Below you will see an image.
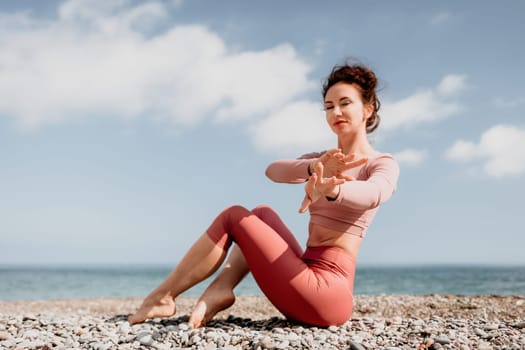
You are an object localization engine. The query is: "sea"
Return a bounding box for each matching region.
[0,265,524,301]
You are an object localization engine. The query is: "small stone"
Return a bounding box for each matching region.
[78,334,91,344]
[435,335,451,345]
[259,336,276,349]
[349,340,366,350]
[474,328,488,337]
[22,329,40,339]
[421,327,434,335]
[190,334,202,344]
[178,323,190,331]
[0,340,15,349]
[272,327,285,334]
[412,319,425,327]
[285,333,300,342]
[22,314,37,321]
[95,342,112,350]
[17,340,32,349]
[0,331,11,341]
[152,341,172,350]
[484,323,499,331]
[203,342,217,350]
[392,316,402,324]
[118,322,131,335]
[478,342,493,350]
[514,322,525,329]
[275,340,290,349]
[136,332,154,346]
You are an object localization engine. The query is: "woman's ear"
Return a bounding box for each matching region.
[363,103,374,121]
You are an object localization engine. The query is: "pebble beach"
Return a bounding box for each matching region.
[1,294,524,349]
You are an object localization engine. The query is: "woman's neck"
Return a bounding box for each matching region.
[337,132,374,156]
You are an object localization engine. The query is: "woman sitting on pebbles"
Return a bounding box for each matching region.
[129,61,400,328]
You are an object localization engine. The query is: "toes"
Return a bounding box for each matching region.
[128,314,142,325]
[189,301,207,328]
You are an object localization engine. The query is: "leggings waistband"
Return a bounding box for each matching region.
[303,245,356,276]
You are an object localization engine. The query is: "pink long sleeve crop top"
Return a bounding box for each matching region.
[265,151,400,237]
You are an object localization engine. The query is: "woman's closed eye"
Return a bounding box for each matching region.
[323,100,352,111]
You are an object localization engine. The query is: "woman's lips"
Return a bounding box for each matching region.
[333,120,347,126]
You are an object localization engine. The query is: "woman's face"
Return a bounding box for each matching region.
[324,82,372,136]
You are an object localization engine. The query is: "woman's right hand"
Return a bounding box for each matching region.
[299,162,345,213]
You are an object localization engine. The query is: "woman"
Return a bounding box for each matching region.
[128,62,399,327]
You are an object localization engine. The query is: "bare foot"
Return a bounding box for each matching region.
[188,286,235,328]
[128,294,176,324]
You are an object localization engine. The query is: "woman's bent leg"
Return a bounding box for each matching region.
[190,205,304,327]
[204,206,317,319]
[128,234,228,324]
[188,245,248,327]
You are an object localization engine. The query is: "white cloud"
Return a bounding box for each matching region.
[251,100,333,154]
[437,74,467,96]
[445,124,525,177]
[445,140,480,160]
[393,149,428,166]
[0,0,313,129]
[214,46,314,122]
[381,74,467,130]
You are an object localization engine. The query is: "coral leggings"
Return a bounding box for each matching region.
[206,205,356,326]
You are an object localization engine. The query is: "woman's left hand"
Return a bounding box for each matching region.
[299,162,349,213]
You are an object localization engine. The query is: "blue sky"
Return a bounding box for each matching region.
[1,0,524,266]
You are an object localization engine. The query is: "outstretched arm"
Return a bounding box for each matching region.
[266,149,367,184]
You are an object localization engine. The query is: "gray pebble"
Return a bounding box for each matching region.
[136,332,154,346]
[178,323,190,331]
[478,341,493,350]
[152,341,172,350]
[259,335,276,348]
[22,329,40,339]
[190,334,201,344]
[474,328,488,337]
[435,335,451,344]
[349,340,366,350]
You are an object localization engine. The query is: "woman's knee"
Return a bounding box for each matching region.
[207,205,251,248]
[225,204,249,213]
[222,205,276,219]
[251,205,277,219]
[220,205,253,226]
